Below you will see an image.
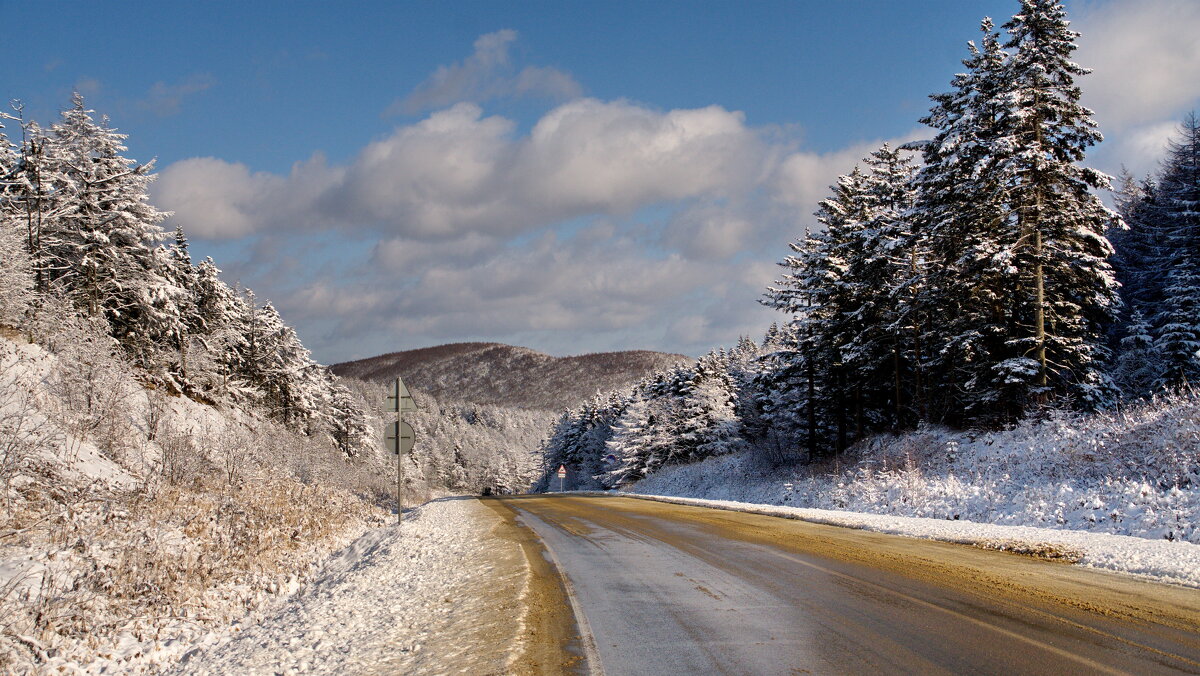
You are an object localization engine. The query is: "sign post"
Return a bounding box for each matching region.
[557,464,566,493]
[386,377,418,523]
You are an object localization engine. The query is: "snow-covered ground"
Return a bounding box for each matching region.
[163,498,525,676]
[624,402,1200,588]
[609,492,1200,588]
[0,334,396,674]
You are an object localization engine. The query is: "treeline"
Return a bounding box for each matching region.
[539,0,1200,488]
[536,337,768,491]
[1109,114,1200,397]
[341,377,555,498]
[0,94,371,457]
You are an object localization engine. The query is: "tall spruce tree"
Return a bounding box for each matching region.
[995,0,1119,411]
[913,3,1117,423]
[1150,113,1200,389]
[912,17,1027,424]
[49,93,184,368]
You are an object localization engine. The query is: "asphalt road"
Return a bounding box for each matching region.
[490,495,1200,676]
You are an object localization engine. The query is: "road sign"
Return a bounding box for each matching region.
[557,464,567,478]
[387,420,416,454]
[386,377,417,413]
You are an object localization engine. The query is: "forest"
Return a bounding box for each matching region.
[0,93,374,458]
[538,0,1200,490]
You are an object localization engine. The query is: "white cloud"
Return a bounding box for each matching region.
[391,29,582,115]
[158,99,767,241]
[1075,0,1200,131]
[157,97,920,359]
[1091,119,1180,179]
[277,224,776,359]
[156,154,341,238]
[662,201,755,260]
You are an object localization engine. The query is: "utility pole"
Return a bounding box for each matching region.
[386,377,417,524]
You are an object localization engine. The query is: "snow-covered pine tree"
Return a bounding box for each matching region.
[48,93,185,369]
[841,144,919,432]
[191,258,251,399]
[763,169,880,452]
[1113,309,1160,398]
[993,0,1119,411]
[8,110,70,296]
[1149,113,1200,390]
[324,373,372,458]
[164,224,200,385]
[913,4,1118,424]
[912,17,1024,424]
[602,393,656,487]
[761,239,822,458]
[1109,172,1166,397]
[671,350,742,461]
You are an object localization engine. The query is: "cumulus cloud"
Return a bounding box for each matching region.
[278,224,777,359]
[391,29,582,115]
[156,154,341,238]
[156,97,925,359]
[1075,0,1200,131]
[137,73,216,117]
[158,99,767,241]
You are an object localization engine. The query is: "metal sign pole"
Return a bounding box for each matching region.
[400,405,410,525]
[386,376,418,525]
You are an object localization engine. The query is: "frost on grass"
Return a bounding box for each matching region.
[167,499,526,676]
[0,336,390,674]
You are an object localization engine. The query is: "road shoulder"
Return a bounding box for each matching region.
[483,497,592,675]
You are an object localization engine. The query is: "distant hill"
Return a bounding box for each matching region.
[331,342,692,411]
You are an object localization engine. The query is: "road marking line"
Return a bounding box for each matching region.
[514,509,606,676]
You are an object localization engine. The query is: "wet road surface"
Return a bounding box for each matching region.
[489,495,1200,675]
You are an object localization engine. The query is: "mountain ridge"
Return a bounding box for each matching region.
[331,342,692,411]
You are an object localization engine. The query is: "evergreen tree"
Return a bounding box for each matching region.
[1113,309,1159,397]
[842,144,919,431]
[913,17,1026,423]
[0,117,34,325]
[995,0,1119,410]
[1149,114,1200,389]
[9,111,70,295]
[48,93,184,368]
[1109,172,1166,397]
[914,4,1118,423]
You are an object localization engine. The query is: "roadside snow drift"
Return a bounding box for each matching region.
[166,498,526,676]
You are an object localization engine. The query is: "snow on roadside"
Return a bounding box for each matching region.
[165,497,527,676]
[608,491,1200,589]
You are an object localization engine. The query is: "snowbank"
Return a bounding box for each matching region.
[0,334,394,674]
[164,498,526,676]
[620,402,1200,588]
[602,491,1200,588]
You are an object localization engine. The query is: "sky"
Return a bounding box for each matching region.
[4,0,1200,363]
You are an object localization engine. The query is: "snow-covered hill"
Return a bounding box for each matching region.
[0,333,390,673]
[332,342,691,411]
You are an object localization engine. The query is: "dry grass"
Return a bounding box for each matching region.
[0,472,386,671]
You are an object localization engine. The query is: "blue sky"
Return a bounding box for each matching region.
[4,0,1199,362]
